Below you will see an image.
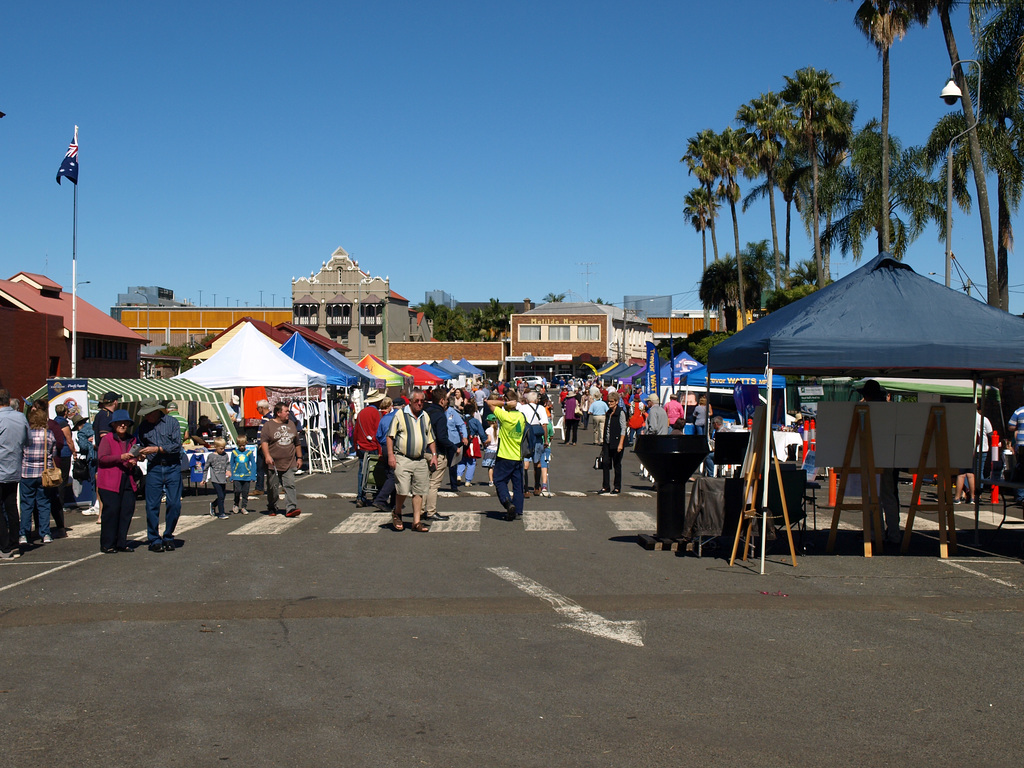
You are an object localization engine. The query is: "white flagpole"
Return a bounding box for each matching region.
[70,125,79,378]
[761,355,773,575]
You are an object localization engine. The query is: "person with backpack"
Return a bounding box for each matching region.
[626,393,646,447]
[517,390,550,497]
[485,391,527,521]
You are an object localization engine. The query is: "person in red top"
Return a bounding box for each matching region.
[354,390,385,507]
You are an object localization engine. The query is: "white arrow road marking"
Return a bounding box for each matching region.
[487,566,644,647]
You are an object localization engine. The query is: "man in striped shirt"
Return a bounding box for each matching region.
[387,389,438,532]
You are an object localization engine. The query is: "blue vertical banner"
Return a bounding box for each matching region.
[646,342,659,397]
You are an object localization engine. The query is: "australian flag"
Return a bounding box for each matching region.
[56,126,78,185]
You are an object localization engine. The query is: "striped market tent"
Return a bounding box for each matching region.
[30,377,239,443]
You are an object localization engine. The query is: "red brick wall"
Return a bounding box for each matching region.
[0,308,68,400]
[389,341,505,361]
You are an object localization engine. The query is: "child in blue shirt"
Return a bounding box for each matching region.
[229,435,256,514]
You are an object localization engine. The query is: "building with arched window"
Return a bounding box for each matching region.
[291,247,429,361]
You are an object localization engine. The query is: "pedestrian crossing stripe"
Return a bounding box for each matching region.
[561,491,586,497]
[608,510,656,531]
[523,510,575,531]
[330,513,388,534]
[130,514,215,543]
[425,511,481,532]
[464,491,489,497]
[228,514,310,535]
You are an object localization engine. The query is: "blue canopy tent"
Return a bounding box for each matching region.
[280,333,362,387]
[420,363,455,380]
[597,362,629,380]
[708,253,1024,377]
[684,365,786,390]
[456,357,485,375]
[434,359,465,376]
[324,349,385,389]
[615,364,643,382]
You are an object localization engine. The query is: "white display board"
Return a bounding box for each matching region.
[815,402,977,469]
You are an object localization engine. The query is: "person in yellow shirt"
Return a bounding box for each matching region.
[485,392,527,522]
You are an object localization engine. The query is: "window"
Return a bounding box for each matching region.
[519,325,541,341]
[83,339,128,360]
[367,334,376,346]
[577,325,600,341]
[547,326,570,341]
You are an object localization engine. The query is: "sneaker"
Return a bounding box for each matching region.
[239,508,249,515]
[488,482,494,487]
[81,506,99,516]
[0,549,14,560]
[231,506,238,514]
[540,489,554,497]
[209,502,217,516]
[284,508,302,518]
[42,535,53,544]
[216,513,229,520]
[18,535,28,546]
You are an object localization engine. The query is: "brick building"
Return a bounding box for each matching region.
[0,272,146,398]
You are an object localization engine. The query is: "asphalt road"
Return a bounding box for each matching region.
[2,441,1023,767]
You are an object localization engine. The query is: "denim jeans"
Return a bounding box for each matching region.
[19,477,51,539]
[145,463,183,545]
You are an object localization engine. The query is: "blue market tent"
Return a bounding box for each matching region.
[597,362,629,379]
[434,359,465,376]
[324,349,384,388]
[280,333,362,387]
[457,357,485,375]
[615,364,643,382]
[420,363,455,380]
[683,365,786,389]
[708,253,1024,378]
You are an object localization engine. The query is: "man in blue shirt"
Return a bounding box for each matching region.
[1008,400,1024,503]
[445,389,469,491]
[137,397,184,552]
[371,397,397,512]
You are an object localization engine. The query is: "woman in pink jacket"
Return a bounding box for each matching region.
[96,409,140,553]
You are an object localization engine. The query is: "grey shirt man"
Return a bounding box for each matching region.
[0,405,29,483]
[644,403,670,436]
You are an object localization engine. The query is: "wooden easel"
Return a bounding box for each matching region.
[901,405,958,558]
[729,413,798,567]
[826,404,885,557]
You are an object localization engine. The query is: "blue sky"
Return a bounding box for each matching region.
[1,1,1014,316]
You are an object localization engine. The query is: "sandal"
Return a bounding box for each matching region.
[391,512,404,531]
[411,522,430,532]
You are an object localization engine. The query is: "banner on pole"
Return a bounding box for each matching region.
[645,342,659,396]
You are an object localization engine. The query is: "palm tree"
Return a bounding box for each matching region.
[810,98,857,275]
[923,0,999,306]
[698,245,769,331]
[824,121,945,260]
[698,260,737,331]
[543,292,567,303]
[484,298,512,339]
[853,1,929,253]
[744,146,808,281]
[973,0,1024,307]
[682,129,722,262]
[781,67,848,289]
[790,258,820,287]
[737,92,794,290]
[713,127,752,327]
[684,187,719,330]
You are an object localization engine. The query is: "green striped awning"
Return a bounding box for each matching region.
[29,377,238,442]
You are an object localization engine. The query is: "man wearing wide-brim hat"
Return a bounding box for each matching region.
[354,390,386,507]
[136,396,184,553]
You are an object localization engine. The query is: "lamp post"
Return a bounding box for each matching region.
[72,280,90,378]
[940,59,981,289]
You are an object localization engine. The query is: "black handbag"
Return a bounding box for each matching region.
[72,456,89,481]
[593,454,604,470]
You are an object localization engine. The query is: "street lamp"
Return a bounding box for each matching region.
[941,59,981,289]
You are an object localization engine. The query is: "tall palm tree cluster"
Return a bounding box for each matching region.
[415,298,513,342]
[683,1,1024,326]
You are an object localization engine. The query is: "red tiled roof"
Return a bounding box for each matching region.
[0,273,146,342]
[390,289,409,303]
[275,322,350,353]
[205,316,292,346]
[326,292,352,304]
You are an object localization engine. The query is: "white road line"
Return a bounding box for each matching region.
[487,566,644,647]
[625,491,652,498]
[427,511,482,532]
[940,560,1019,589]
[607,510,656,531]
[330,513,387,534]
[561,491,587,497]
[464,490,489,497]
[61,523,103,539]
[438,491,459,498]
[228,513,310,535]
[0,552,103,594]
[335,492,357,499]
[523,510,576,531]
[301,492,328,499]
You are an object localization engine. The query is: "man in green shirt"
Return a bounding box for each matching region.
[485,392,527,521]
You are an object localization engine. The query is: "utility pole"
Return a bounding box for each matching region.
[578,262,596,302]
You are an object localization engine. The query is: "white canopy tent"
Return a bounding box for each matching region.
[175,322,327,389]
[175,322,331,472]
